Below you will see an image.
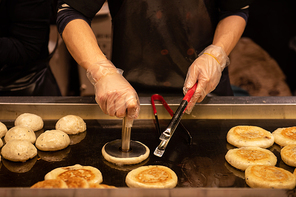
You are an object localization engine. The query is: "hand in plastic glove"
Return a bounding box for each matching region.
[87,60,140,127]
[183,45,229,114]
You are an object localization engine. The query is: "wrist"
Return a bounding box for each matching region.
[200,45,230,70]
[86,60,119,85]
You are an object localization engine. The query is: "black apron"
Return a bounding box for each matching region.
[111,0,233,96]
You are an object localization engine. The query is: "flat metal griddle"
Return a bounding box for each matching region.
[0,118,294,188]
[0,96,296,197]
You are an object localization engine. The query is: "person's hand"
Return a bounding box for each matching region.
[87,60,139,127]
[183,45,229,113]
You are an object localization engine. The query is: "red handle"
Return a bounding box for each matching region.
[151,94,174,117]
[183,83,197,102]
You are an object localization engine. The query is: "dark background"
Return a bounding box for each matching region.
[243,0,296,95]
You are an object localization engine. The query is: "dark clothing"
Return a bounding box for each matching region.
[0,0,61,96]
[57,0,251,95]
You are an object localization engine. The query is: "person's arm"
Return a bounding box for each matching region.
[57,3,139,126]
[183,15,247,113]
[213,15,246,55]
[62,19,107,69]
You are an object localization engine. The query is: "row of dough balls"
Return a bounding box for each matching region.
[225,125,296,189]
[0,113,86,162]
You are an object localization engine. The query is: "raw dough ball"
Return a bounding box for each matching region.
[55,115,86,135]
[4,126,36,144]
[0,122,7,138]
[1,140,37,162]
[15,113,44,131]
[35,130,70,151]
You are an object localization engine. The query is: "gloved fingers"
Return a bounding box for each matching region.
[125,98,140,127]
[113,92,140,119]
[183,64,199,93]
[185,80,207,114]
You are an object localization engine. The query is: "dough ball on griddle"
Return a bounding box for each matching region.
[35,130,70,151]
[4,126,36,144]
[15,113,44,131]
[1,139,37,162]
[101,140,150,165]
[0,122,7,138]
[55,115,86,135]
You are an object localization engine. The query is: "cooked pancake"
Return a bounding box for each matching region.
[227,126,274,148]
[125,165,178,188]
[225,146,277,171]
[89,183,116,188]
[55,115,86,135]
[15,113,44,131]
[101,141,150,165]
[1,139,37,162]
[4,126,36,144]
[273,127,296,147]
[245,165,296,189]
[45,164,103,185]
[281,144,296,167]
[31,179,68,188]
[0,122,7,138]
[61,176,89,188]
[35,130,70,151]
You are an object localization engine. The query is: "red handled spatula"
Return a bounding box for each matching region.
[154,83,197,157]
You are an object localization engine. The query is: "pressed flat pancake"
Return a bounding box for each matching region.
[102,141,150,165]
[45,164,103,185]
[273,127,296,147]
[89,183,116,188]
[227,126,274,148]
[31,179,68,188]
[281,144,296,167]
[125,165,178,188]
[245,165,296,189]
[225,146,277,171]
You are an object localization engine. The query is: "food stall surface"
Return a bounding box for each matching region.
[0,96,296,197]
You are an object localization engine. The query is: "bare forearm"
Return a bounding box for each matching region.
[62,19,107,70]
[212,15,246,55]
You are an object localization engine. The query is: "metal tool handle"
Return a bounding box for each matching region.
[121,116,131,152]
[161,83,197,138]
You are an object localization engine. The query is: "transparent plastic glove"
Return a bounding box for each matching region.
[183,45,229,114]
[87,60,140,127]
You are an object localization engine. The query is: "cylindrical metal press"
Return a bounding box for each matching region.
[103,117,147,160]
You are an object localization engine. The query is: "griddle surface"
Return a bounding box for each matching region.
[0,119,294,188]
